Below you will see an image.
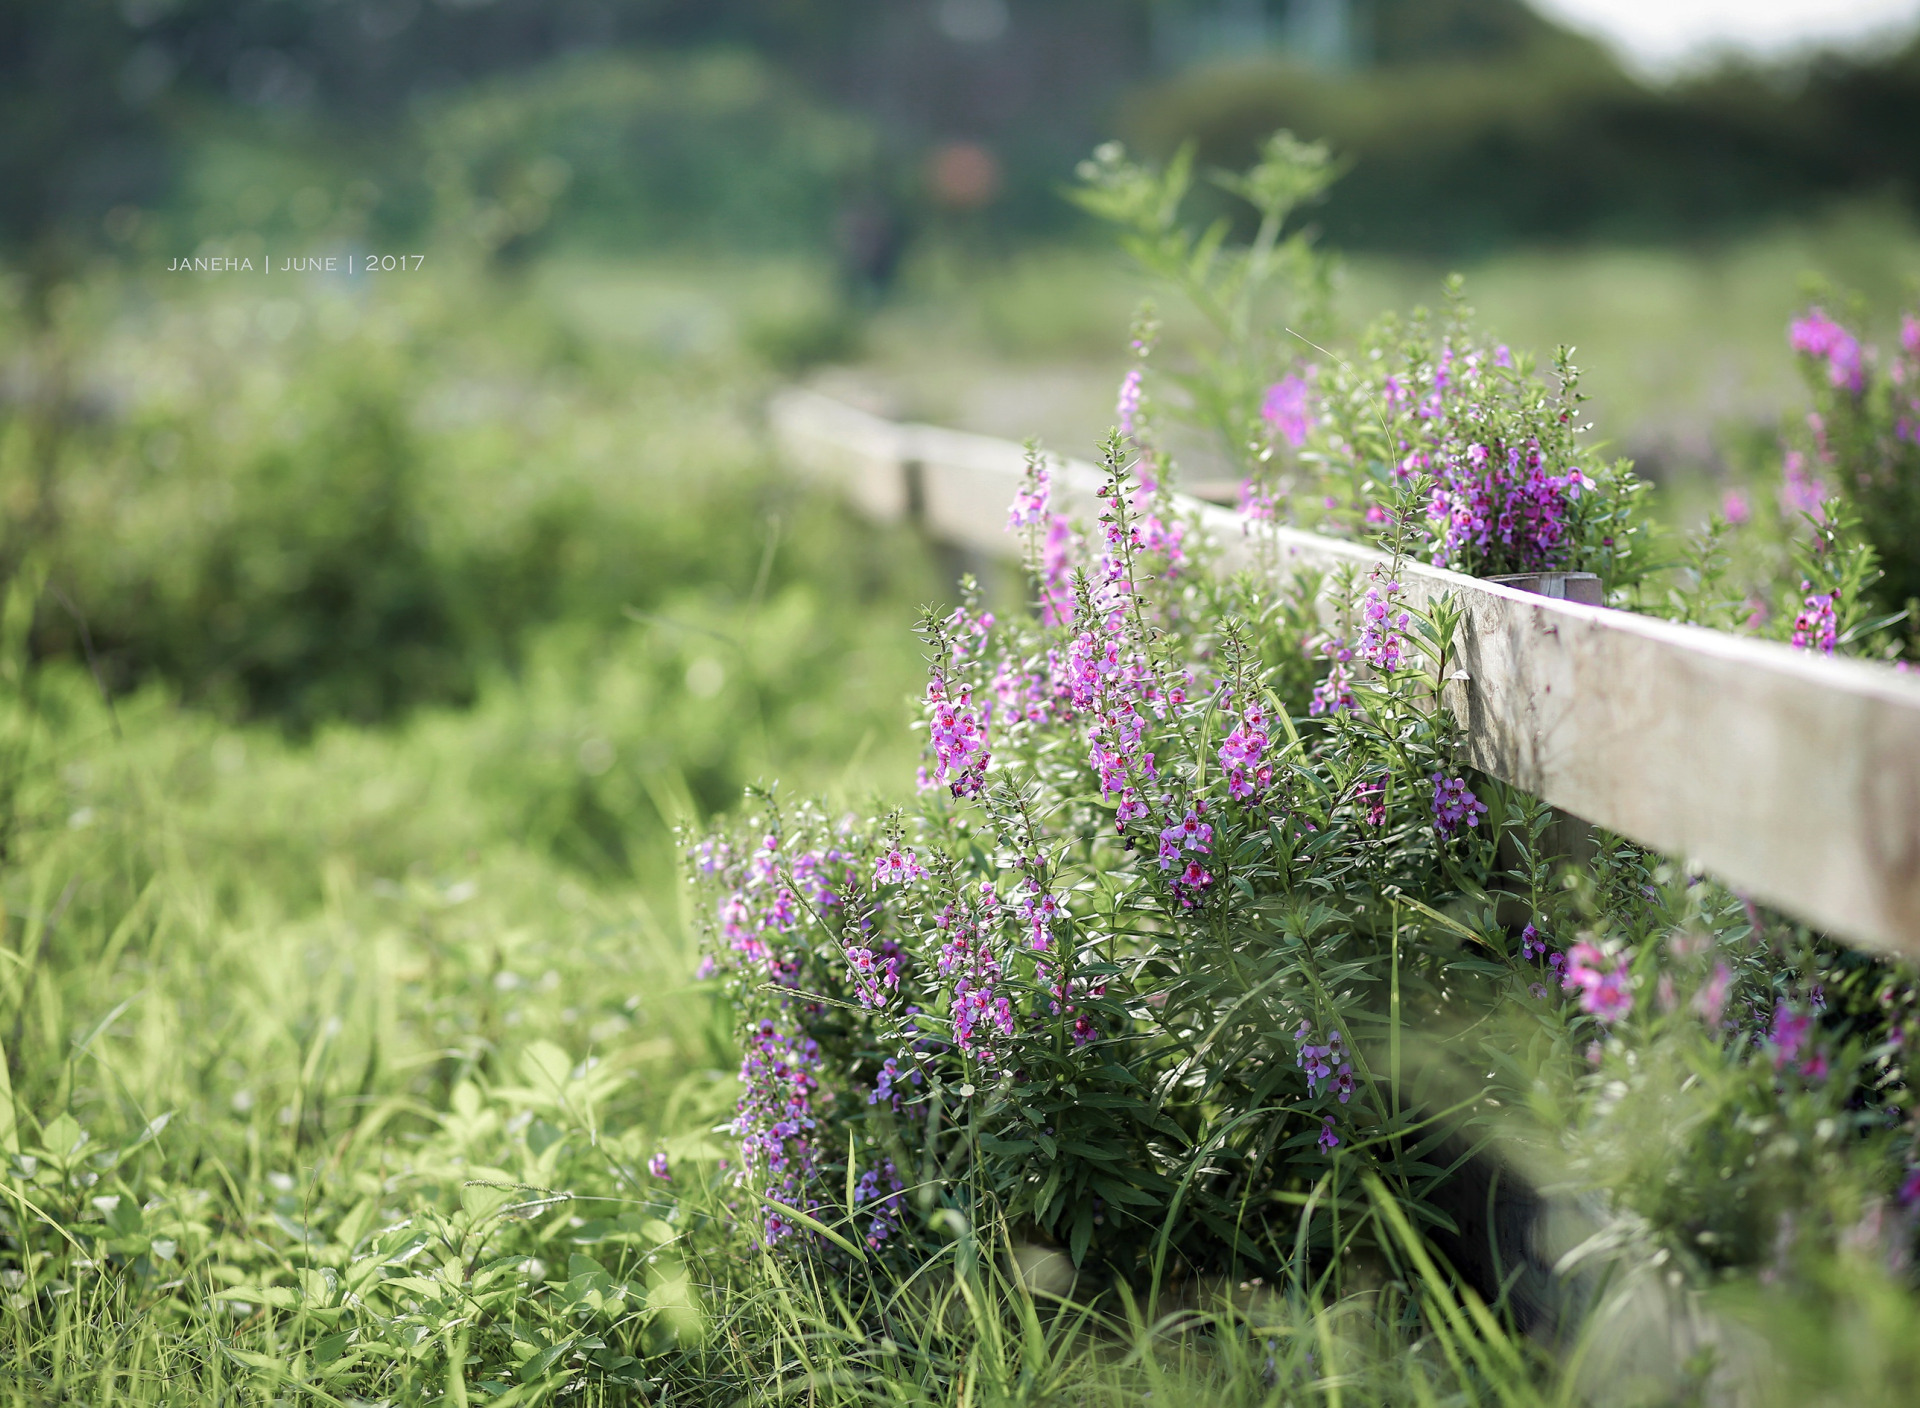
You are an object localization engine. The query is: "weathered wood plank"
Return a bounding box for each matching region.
[769,389,1920,956]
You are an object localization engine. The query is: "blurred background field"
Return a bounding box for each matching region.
[4,0,1920,1398]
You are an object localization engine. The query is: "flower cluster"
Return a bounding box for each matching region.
[1356,579,1410,672]
[1791,581,1838,655]
[925,675,992,797]
[875,847,927,887]
[1429,773,1487,838]
[854,1160,907,1250]
[1518,923,1568,999]
[844,936,904,1010]
[1262,371,1314,448]
[1563,941,1634,1024]
[1156,803,1214,906]
[1009,451,1075,625]
[1427,439,1592,575]
[732,1019,825,1244]
[1238,477,1279,524]
[1770,1002,1830,1081]
[1308,637,1356,717]
[1790,307,1865,395]
[710,834,854,985]
[1008,457,1051,531]
[1295,1021,1356,1105]
[1117,367,1143,437]
[869,1055,921,1110]
[936,893,1016,1063]
[1353,774,1386,826]
[1218,698,1274,800]
[1310,329,1638,583]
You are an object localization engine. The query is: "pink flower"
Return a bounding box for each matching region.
[1117,368,1143,436]
[875,849,927,886]
[1780,451,1826,523]
[1261,372,1315,448]
[1721,489,1750,525]
[1791,580,1838,655]
[1694,962,1732,1026]
[1790,307,1865,394]
[1771,1003,1813,1069]
[1564,940,1634,1023]
[1583,966,1634,1023]
[1007,459,1050,531]
[1429,773,1487,837]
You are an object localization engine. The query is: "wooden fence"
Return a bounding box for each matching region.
[769,389,1920,959]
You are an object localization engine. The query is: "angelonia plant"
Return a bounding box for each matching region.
[688,431,1538,1280]
[1666,300,1917,665]
[1776,303,1918,657]
[685,458,1920,1302]
[678,136,1920,1330]
[1300,292,1652,596]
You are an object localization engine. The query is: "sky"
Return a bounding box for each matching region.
[1531,0,1920,74]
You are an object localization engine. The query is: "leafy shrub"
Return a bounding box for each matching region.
[10,270,929,734]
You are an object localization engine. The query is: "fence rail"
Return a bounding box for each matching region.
[769,389,1920,958]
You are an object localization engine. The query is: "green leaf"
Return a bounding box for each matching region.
[1068,1202,1094,1268]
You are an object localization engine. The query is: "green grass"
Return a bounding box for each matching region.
[0,254,954,1402]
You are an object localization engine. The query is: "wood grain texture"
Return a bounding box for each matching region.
[769,390,1920,955]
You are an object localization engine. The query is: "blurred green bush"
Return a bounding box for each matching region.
[1123,40,1920,256]
[3,266,935,750]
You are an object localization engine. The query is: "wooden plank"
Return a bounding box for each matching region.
[769,390,1920,956]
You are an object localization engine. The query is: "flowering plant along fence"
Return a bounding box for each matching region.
[769,387,1920,959]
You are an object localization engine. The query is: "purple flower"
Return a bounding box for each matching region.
[1694,962,1733,1026]
[731,1019,824,1194]
[854,1159,906,1249]
[1583,966,1634,1023]
[1219,700,1274,799]
[1239,478,1279,523]
[1172,859,1213,907]
[1353,774,1385,826]
[1007,458,1050,531]
[1790,581,1838,655]
[924,677,992,798]
[1261,372,1315,448]
[1780,451,1827,523]
[1422,428,1592,575]
[1429,773,1487,837]
[1565,941,1634,1023]
[1789,307,1866,395]
[1316,1116,1340,1153]
[1356,580,1409,673]
[875,848,927,887]
[1771,1003,1814,1069]
[1157,807,1214,870]
[1295,1023,1352,1101]
[648,1151,670,1181]
[1117,368,1143,436]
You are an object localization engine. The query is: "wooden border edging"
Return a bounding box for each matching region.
[770,389,1920,957]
